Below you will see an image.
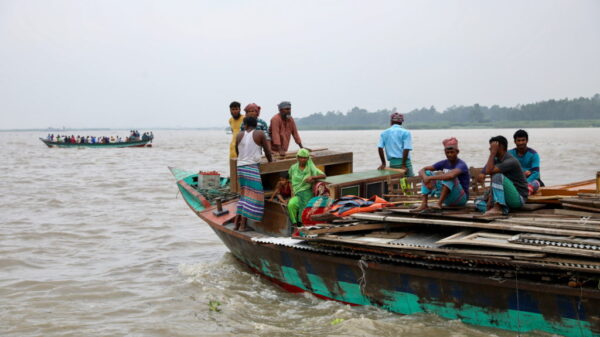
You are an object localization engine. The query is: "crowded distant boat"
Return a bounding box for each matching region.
[40,130,154,148]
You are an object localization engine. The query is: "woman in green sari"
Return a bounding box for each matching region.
[287,149,326,226]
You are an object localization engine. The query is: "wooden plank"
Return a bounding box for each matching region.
[553,208,600,218]
[562,203,600,213]
[311,234,547,258]
[436,231,600,258]
[495,218,600,232]
[351,213,600,238]
[561,198,600,207]
[299,222,411,235]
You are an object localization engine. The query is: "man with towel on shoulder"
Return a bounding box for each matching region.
[414,137,470,211]
[377,112,414,176]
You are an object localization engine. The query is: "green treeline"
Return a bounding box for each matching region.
[296,94,600,130]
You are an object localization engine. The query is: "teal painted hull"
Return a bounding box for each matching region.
[170,167,600,337]
[216,229,600,337]
[40,138,151,148]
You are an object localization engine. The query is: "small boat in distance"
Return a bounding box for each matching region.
[40,138,152,148]
[40,131,153,148]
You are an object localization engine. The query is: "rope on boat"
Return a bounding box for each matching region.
[357,258,368,295]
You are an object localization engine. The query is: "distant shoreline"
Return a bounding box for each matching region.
[298,119,600,130]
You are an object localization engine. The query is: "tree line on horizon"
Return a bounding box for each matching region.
[295,94,600,129]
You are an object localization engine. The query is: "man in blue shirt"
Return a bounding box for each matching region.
[508,129,542,194]
[414,137,469,211]
[377,113,414,176]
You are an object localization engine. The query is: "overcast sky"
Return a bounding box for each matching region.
[1,0,599,129]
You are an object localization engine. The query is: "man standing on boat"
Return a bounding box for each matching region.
[228,101,243,159]
[269,101,305,157]
[234,116,273,231]
[377,112,414,176]
[414,137,469,211]
[241,103,270,142]
[476,136,529,216]
[508,129,542,195]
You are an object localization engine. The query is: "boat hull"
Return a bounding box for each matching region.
[206,215,599,336]
[40,138,151,148]
[171,168,600,336]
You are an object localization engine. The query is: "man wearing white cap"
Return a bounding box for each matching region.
[377,112,414,176]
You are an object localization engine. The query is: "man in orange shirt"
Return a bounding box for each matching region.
[269,101,306,156]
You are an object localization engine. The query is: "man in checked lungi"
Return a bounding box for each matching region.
[476,135,529,216]
[414,137,470,212]
[234,114,273,231]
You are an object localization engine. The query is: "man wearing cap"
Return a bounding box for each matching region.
[377,113,414,176]
[241,103,270,142]
[269,101,305,156]
[414,138,470,211]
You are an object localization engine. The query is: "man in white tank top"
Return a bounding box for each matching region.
[234,116,273,231]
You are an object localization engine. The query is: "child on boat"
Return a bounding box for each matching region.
[269,172,292,204]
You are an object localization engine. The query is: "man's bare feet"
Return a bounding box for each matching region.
[483,204,503,216]
[412,204,429,212]
[431,203,443,210]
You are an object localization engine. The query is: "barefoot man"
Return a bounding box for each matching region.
[415,137,469,211]
[234,115,273,231]
[476,136,528,216]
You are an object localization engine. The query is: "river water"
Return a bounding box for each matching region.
[1,128,599,337]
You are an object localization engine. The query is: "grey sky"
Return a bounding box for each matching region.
[1,0,599,129]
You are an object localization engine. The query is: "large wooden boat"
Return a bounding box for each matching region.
[170,151,600,337]
[40,138,152,148]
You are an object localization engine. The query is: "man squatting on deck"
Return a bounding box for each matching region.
[415,137,470,211]
[476,136,529,216]
[234,116,273,231]
[377,112,414,176]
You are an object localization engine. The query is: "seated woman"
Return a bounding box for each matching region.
[269,172,291,204]
[287,149,326,227]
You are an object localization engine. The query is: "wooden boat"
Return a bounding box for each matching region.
[170,151,600,337]
[40,138,152,148]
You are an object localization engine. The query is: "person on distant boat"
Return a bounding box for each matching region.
[287,149,326,227]
[509,129,542,195]
[228,101,244,158]
[240,103,270,142]
[377,113,414,176]
[269,101,305,156]
[414,137,470,211]
[476,135,529,215]
[234,116,273,231]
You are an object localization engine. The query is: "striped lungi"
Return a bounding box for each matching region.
[236,164,264,221]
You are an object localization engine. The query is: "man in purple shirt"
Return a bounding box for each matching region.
[414,137,469,211]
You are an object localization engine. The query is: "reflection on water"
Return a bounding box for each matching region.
[0,128,598,336]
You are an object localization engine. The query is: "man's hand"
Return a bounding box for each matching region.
[305,176,314,183]
[489,141,499,155]
[377,164,386,170]
[279,150,286,156]
[524,170,531,177]
[477,173,486,183]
